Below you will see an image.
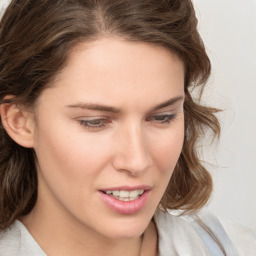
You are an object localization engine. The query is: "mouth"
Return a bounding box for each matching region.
[99,186,151,214]
[102,189,145,201]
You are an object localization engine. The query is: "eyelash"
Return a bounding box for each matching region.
[146,114,176,123]
[79,118,109,130]
[78,114,176,130]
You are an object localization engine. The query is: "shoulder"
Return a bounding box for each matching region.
[194,211,256,256]
[154,210,211,255]
[0,220,45,256]
[154,209,256,256]
[218,217,256,256]
[0,221,22,255]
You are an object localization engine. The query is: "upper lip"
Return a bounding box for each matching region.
[100,185,152,192]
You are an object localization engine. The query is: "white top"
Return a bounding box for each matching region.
[0,210,255,255]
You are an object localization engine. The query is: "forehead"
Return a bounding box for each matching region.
[66,38,184,77]
[42,37,185,111]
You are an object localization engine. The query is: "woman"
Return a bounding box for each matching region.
[0,0,255,255]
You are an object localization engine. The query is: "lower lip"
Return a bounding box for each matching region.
[98,190,150,215]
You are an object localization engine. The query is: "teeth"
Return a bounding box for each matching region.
[138,190,144,195]
[129,190,138,197]
[105,190,145,201]
[113,191,120,196]
[120,191,129,197]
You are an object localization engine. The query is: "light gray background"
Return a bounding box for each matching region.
[1,0,255,229]
[193,0,256,230]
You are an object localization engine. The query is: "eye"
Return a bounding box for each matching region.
[79,117,111,130]
[146,114,176,124]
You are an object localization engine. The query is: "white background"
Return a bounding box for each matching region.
[1,0,256,229]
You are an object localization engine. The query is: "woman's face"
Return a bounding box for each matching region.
[31,38,185,239]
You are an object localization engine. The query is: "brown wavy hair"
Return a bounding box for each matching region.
[0,0,220,229]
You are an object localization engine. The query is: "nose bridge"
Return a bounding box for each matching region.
[113,120,150,175]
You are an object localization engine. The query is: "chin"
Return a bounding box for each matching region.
[107,228,145,240]
[99,216,151,240]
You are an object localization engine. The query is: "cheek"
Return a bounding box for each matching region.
[35,128,112,181]
[33,124,115,211]
[149,121,184,204]
[151,121,184,176]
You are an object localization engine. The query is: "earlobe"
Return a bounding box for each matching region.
[0,98,35,148]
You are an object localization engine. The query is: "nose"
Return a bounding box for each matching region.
[112,122,151,176]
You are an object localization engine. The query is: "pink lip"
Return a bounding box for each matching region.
[100,185,152,192]
[98,185,151,215]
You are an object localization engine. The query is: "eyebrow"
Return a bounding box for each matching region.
[66,96,184,113]
[151,96,184,111]
[66,102,120,113]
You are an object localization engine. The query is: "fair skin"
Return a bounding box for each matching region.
[1,37,185,256]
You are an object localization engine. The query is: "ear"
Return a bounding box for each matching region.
[0,96,35,148]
